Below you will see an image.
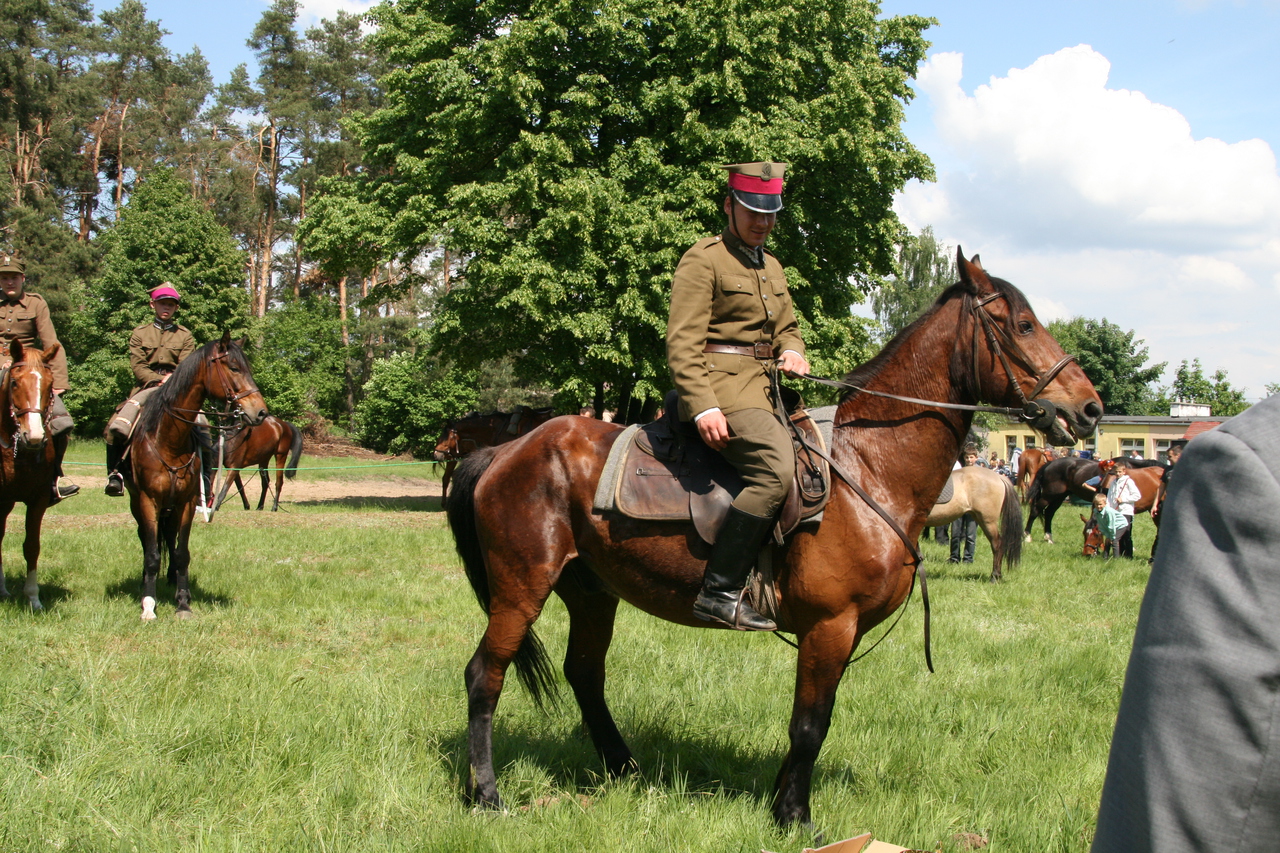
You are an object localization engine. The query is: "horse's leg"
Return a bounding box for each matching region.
[442,460,454,501]
[1043,494,1067,544]
[234,471,250,510]
[464,547,565,810]
[256,464,269,510]
[772,614,858,828]
[0,501,12,601]
[978,513,1003,582]
[271,454,285,511]
[21,501,48,610]
[169,505,195,618]
[555,579,636,777]
[133,496,163,621]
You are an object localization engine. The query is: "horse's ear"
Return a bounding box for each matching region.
[219,330,232,349]
[42,342,60,364]
[237,337,248,351]
[9,338,22,362]
[956,246,990,294]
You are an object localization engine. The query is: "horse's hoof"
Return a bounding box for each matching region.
[1023,534,1031,544]
[1044,536,1054,545]
[29,600,44,611]
[141,596,157,621]
[175,609,195,620]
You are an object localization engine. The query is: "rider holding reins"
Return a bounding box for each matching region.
[104,284,208,500]
[666,162,810,632]
[0,253,79,503]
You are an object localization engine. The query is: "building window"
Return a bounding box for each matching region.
[1155,439,1171,462]
[1025,435,1037,449]
[1120,438,1146,458]
[1006,437,1019,459]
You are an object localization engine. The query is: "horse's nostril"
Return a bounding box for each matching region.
[1084,400,1104,421]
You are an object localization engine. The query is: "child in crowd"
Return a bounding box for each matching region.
[1083,491,1129,558]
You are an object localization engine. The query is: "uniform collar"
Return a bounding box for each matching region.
[1,291,26,306]
[721,229,766,267]
[153,320,177,332]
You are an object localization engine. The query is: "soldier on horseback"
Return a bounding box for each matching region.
[0,253,79,503]
[104,284,211,504]
[667,162,810,631]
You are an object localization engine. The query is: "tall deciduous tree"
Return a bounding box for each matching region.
[1167,358,1250,417]
[1047,317,1166,416]
[323,0,932,414]
[871,225,957,339]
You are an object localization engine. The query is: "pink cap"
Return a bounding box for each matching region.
[150,284,181,302]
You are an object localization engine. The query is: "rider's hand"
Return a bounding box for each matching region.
[778,350,810,378]
[696,409,731,451]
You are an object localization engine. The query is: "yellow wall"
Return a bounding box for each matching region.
[984,418,1193,462]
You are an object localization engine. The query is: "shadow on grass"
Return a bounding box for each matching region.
[1,579,72,609]
[105,570,234,610]
[290,495,442,512]
[440,711,789,810]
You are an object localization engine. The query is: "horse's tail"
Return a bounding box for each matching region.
[999,475,1023,569]
[445,446,558,709]
[284,422,303,479]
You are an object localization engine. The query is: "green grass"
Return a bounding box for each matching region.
[2,443,1150,852]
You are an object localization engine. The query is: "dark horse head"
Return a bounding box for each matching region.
[136,331,268,436]
[4,338,58,452]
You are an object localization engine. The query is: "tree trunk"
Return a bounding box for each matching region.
[114,100,132,214]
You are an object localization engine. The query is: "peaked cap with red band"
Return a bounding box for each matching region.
[722,161,787,213]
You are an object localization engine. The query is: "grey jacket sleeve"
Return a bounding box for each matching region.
[1093,396,1280,852]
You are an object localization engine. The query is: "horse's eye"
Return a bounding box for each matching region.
[1017,320,1034,335]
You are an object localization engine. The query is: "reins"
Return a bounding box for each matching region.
[767,287,1079,673]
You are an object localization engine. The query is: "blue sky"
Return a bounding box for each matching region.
[108,0,1280,401]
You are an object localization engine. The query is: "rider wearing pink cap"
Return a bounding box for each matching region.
[105,283,197,496]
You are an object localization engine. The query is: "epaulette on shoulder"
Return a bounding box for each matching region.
[698,235,725,249]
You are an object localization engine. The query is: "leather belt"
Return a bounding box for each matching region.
[703,342,774,359]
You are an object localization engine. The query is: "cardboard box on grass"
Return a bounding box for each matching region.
[763,830,926,853]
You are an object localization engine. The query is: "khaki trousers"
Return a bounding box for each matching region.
[719,407,794,518]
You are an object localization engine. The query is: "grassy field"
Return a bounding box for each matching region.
[0,440,1151,852]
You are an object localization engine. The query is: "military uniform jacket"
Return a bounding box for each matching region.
[129,321,196,392]
[666,230,805,421]
[0,291,70,388]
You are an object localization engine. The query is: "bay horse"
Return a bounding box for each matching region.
[215,415,302,511]
[433,406,555,499]
[1015,447,1052,500]
[446,250,1102,827]
[0,340,61,610]
[1024,456,1163,543]
[923,465,1023,582]
[123,333,267,620]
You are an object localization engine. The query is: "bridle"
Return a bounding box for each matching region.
[164,348,263,431]
[800,289,1078,436]
[0,360,53,452]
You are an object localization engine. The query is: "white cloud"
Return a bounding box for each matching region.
[295,0,378,27]
[903,46,1280,254]
[897,46,1280,399]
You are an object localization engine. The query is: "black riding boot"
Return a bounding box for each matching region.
[693,506,778,631]
[105,440,125,496]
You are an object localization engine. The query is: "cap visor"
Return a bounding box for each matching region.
[732,190,783,213]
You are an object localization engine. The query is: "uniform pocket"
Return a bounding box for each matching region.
[705,353,740,375]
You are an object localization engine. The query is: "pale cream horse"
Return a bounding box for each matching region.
[925,465,1023,581]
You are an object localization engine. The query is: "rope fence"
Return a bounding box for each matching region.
[62,459,443,472]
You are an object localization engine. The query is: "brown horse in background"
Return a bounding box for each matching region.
[215,415,302,512]
[0,340,61,610]
[433,406,555,499]
[1016,447,1053,500]
[446,251,1102,828]
[1024,456,1162,543]
[924,465,1023,582]
[125,333,267,620]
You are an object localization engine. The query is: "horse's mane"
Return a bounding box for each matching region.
[136,339,249,434]
[838,275,1032,404]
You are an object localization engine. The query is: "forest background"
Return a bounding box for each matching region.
[2,0,1259,457]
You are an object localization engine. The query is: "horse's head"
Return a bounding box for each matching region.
[956,248,1103,446]
[208,331,268,427]
[5,339,57,451]
[434,424,460,461]
[1083,524,1104,557]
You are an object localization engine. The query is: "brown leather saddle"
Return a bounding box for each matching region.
[601,391,829,544]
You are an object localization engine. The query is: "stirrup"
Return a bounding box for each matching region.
[53,477,80,502]
[105,473,125,497]
[693,588,776,632]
